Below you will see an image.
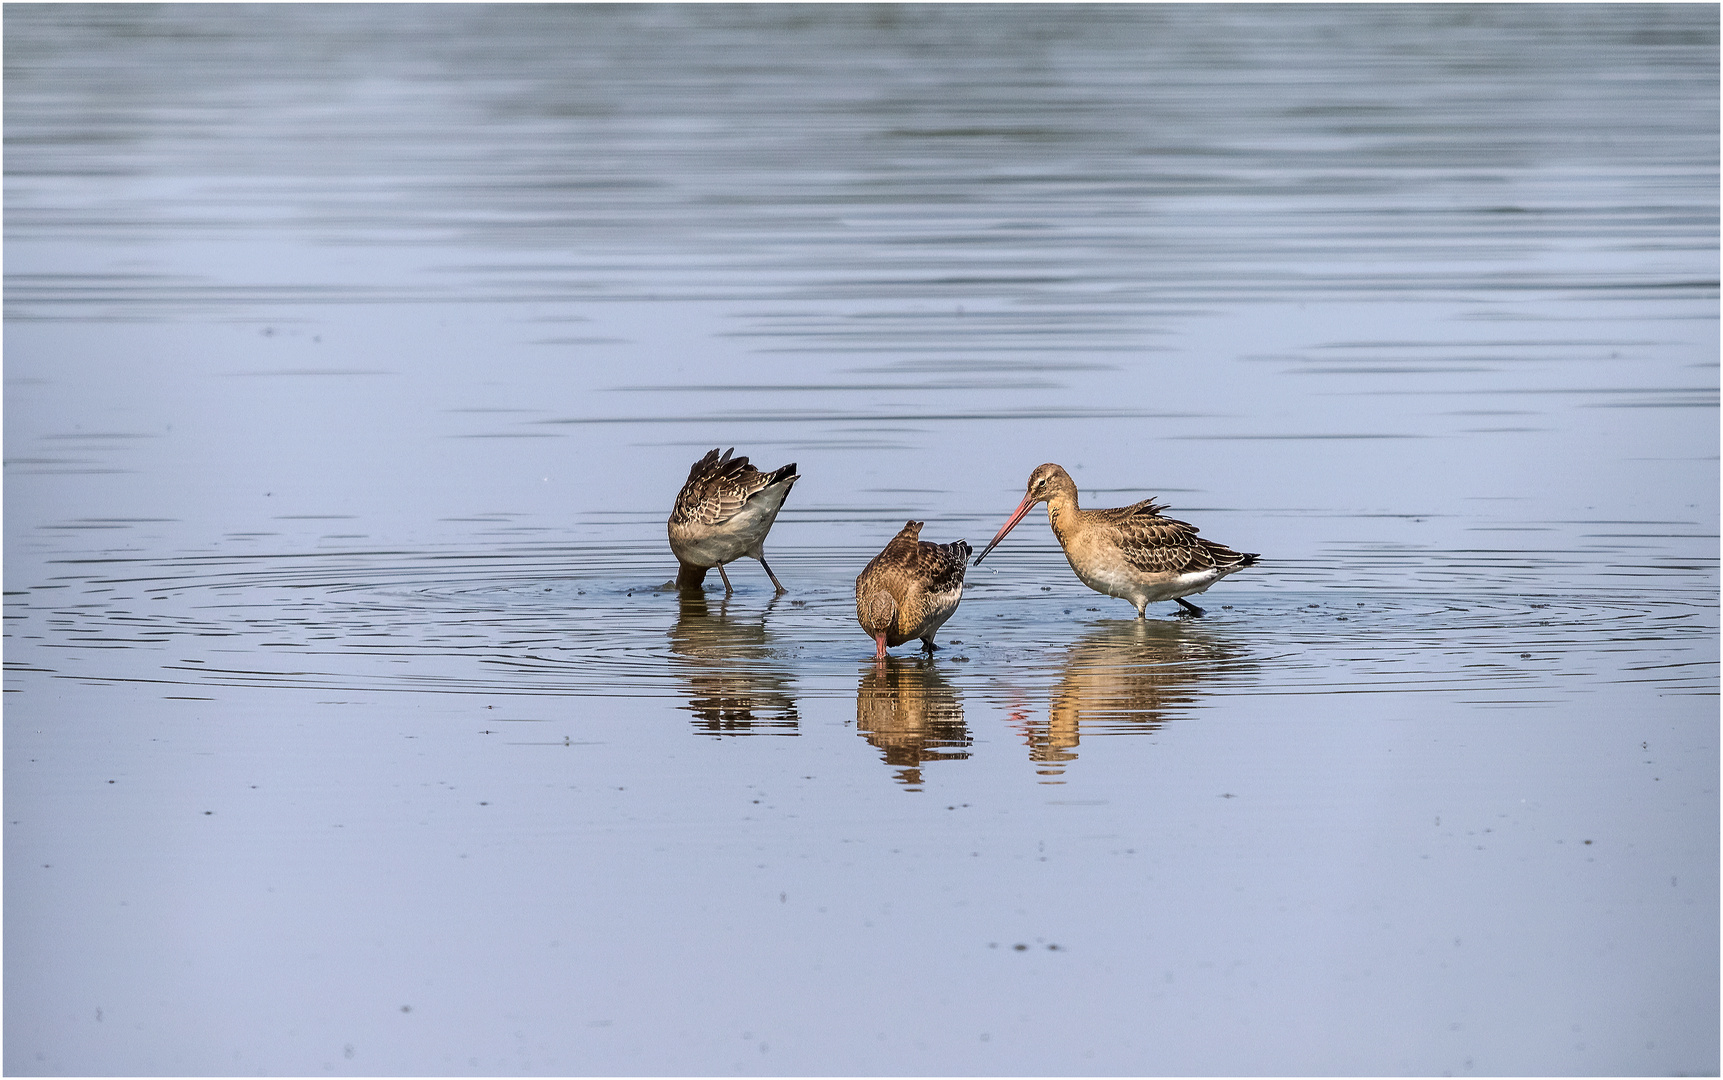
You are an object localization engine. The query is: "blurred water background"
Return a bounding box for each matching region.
[5,5,1717,1075]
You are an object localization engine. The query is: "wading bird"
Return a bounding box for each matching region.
[668,448,799,594]
[855,521,971,660]
[973,463,1257,618]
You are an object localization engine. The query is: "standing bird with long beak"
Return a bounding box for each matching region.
[973,463,1258,618]
[855,521,971,660]
[668,448,799,594]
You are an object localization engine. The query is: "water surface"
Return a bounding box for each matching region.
[5,6,1717,1075]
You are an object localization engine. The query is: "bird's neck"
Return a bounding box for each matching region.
[1046,489,1080,538]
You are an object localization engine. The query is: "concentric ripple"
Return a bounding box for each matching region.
[7,543,1714,713]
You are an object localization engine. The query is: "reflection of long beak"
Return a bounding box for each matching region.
[973,495,1037,565]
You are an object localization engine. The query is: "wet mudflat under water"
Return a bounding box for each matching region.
[5,6,1718,1076]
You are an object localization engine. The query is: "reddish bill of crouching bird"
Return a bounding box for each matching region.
[855,521,971,660]
[668,448,799,594]
[973,463,1258,618]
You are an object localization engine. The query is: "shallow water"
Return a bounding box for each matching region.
[5,5,1718,1076]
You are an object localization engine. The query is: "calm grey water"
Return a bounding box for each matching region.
[5,5,1718,1076]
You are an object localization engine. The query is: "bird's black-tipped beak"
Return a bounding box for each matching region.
[973,495,1036,565]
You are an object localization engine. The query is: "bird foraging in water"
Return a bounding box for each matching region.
[973,463,1258,618]
[668,447,799,594]
[855,521,971,660]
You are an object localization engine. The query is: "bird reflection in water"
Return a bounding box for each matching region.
[1023,619,1248,783]
[854,658,969,790]
[669,590,798,737]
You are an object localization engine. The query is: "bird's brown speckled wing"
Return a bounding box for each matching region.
[670,448,798,527]
[910,537,972,596]
[1100,502,1256,576]
[858,526,969,599]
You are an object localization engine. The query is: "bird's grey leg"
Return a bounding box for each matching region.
[921,637,939,652]
[1176,597,1205,616]
[758,553,787,594]
[717,564,734,596]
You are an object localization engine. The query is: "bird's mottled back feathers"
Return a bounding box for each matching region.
[1110,497,1172,520]
[671,447,799,528]
[878,521,970,594]
[1098,502,1259,577]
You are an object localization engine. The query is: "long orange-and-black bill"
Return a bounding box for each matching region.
[973,495,1036,565]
